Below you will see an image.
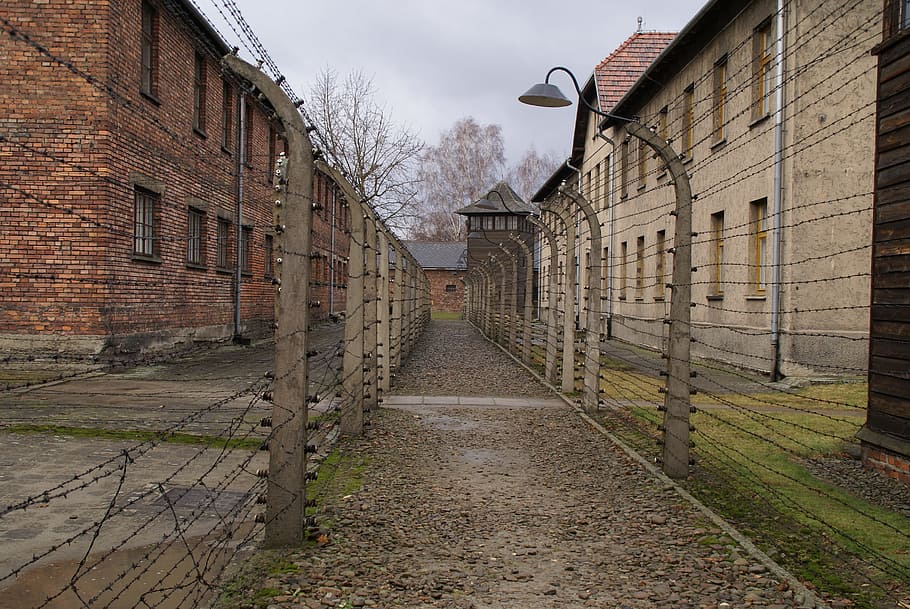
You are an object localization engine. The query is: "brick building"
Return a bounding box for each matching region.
[310,168,351,322]
[0,0,349,358]
[403,242,467,314]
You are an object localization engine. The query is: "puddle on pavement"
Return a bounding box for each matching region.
[0,522,257,609]
[417,413,480,431]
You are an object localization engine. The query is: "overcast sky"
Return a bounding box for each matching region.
[201,0,706,164]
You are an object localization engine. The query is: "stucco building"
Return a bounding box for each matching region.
[539,0,879,377]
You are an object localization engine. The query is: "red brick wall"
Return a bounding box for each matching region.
[862,445,910,486]
[309,169,350,322]
[426,270,465,313]
[0,1,113,337]
[0,0,298,355]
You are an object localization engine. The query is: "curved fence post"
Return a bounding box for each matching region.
[529,216,560,383]
[509,233,534,365]
[560,186,603,413]
[543,200,577,395]
[222,55,313,548]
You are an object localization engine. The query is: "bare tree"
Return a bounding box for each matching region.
[306,68,423,230]
[412,117,506,241]
[508,147,562,206]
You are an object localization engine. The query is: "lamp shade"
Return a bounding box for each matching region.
[518,82,573,108]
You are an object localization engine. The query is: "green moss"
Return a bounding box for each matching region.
[2,424,262,450]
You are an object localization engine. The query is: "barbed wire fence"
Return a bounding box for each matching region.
[467,1,909,606]
[0,6,429,606]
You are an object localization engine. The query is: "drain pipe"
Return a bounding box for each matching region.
[233,92,245,342]
[595,132,616,339]
[770,0,786,380]
[329,184,337,316]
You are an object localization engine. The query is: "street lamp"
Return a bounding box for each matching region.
[520,66,695,479]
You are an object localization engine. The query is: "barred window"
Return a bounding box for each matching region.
[133,188,158,257]
[140,1,158,97]
[240,226,252,274]
[217,217,232,269]
[187,207,205,265]
[193,51,207,133]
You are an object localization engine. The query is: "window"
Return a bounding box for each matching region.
[682,85,694,158]
[751,199,769,293]
[133,187,158,257]
[710,212,724,296]
[713,56,727,142]
[445,284,457,293]
[620,139,629,198]
[240,226,252,274]
[187,207,205,265]
[637,138,647,188]
[752,20,774,120]
[264,234,274,277]
[216,217,232,269]
[593,163,600,209]
[655,230,666,300]
[635,236,645,299]
[267,125,277,181]
[242,98,253,167]
[140,1,158,98]
[602,246,609,296]
[619,241,627,299]
[221,80,233,150]
[193,52,207,133]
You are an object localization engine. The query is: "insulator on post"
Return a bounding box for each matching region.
[690,388,698,395]
[304,499,318,508]
[306,349,318,357]
[690,406,698,413]
[275,224,285,234]
[254,513,266,523]
[307,394,319,404]
[256,494,266,504]
[305,471,318,481]
[263,391,274,402]
[271,277,281,286]
[260,417,272,427]
[304,445,317,454]
[658,387,668,394]
[259,442,269,451]
[306,421,320,431]
[690,371,697,378]
[256,468,268,478]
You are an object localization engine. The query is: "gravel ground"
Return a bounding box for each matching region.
[249,320,814,609]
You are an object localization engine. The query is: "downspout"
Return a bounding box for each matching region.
[596,131,616,339]
[329,185,337,316]
[770,0,786,380]
[234,92,245,341]
[566,158,582,330]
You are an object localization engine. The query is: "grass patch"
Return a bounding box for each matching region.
[596,384,906,609]
[1,424,262,450]
[307,448,369,509]
[431,311,463,320]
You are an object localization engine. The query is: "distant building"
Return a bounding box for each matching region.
[403,242,467,314]
[858,0,910,484]
[457,182,537,309]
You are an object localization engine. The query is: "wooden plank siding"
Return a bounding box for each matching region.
[868,9,910,455]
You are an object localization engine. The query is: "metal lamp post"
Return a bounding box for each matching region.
[520,66,695,479]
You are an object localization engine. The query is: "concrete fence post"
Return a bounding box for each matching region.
[222,55,313,548]
[529,216,560,383]
[560,186,603,413]
[543,202,577,395]
[509,233,534,365]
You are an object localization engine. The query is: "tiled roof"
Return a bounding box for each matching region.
[456,181,533,216]
[403,242,468,270]
[594,31,677,114]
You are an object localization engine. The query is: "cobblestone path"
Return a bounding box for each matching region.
[257,320,804,609]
